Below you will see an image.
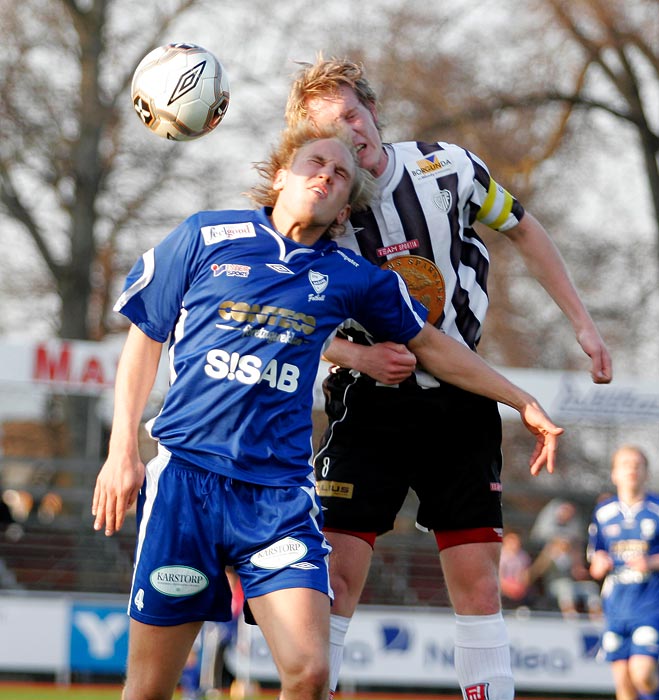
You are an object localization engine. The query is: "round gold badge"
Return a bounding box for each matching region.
[381,255,446,324]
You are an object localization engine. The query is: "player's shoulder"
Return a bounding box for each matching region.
[392,139,468,158]
[331,244,372,271]
[645,493,659,514]
[594,495,620,523]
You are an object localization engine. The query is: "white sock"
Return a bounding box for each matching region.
[454,612,514,700]
[329,614,351,698]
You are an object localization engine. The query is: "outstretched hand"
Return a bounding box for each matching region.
[519,401,564,476]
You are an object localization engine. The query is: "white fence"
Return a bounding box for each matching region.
[0,592,613,694]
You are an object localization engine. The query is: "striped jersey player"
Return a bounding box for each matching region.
[336,140,524,372]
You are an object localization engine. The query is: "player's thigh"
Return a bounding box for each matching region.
[628,653,659,691]
[413,388,503,533]
[610,659,637,700]
[248,587,330,682]
[123,619,203,700]
[440,541,502,614]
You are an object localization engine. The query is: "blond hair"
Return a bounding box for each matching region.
[285,55,382,134]
[249,122,376,238]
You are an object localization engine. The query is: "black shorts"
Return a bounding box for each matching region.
[314,374,503,536]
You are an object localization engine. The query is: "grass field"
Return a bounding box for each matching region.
[0,685,466,700]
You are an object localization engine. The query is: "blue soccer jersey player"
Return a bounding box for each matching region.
[588,445,659,700]
[92,123,562,700]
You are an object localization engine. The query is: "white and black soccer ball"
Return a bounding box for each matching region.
[131,43,230,141]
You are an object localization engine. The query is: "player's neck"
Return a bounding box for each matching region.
[618,488,645,506]
[268,211,324,247]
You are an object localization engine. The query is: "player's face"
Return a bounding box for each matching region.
[611,448,648,491]
[274,138,355,231]
[306,85,386,178]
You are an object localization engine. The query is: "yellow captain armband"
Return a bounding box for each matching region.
[477,179,515,230]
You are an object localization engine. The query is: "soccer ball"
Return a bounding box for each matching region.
[131,43,230,141]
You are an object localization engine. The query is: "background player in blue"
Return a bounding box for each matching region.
[285,56,613,700]
[588,445,659,700]
[92,123,562,700]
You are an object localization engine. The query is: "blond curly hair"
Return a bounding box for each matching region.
[249,122,375,238]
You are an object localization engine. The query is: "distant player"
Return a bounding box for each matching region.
[588,445,659,700]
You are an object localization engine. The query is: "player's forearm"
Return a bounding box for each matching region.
[323,336,363,369]
[108,324,162,457]
[408,324,534,411]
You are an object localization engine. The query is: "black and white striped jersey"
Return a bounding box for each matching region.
[333,140,525,389]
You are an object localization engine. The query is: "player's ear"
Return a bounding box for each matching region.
[335,203,351,225]
[273,168,287,192]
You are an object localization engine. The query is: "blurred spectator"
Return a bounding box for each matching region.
[499,531,532,608]
[529,534,601,618]
[529,498,585,547]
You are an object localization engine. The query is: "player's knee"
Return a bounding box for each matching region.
[280,655,329,698]
[451,574,501,614]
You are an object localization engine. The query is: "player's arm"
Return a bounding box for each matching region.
[407,323,563,475]
[323,337,417,385]
[502,212,612,385]
[92,324,163,536]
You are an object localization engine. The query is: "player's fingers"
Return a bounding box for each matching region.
[93,486,106,531]
[591,349,613,384]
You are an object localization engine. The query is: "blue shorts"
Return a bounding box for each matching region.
[128,449,332,626]
[601,617,659,662]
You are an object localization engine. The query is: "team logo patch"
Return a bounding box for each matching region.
[316,480,354,499]
[211,263,250,278]
[308,270,328,301]
[464,683,490,700]
[149,565,209,597]
[201,222,256,245]
[641,518,656,538]
[433,189,452,212]
[250,537,308,570]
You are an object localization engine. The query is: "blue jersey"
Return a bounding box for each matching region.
[115,207,426,487]
[587,493,659,622]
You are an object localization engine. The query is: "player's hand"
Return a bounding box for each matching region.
[519,401,564,475]
[576,326,612,384]
[357,341,417,384]
[589,550,614,580]
[92,454,144,536]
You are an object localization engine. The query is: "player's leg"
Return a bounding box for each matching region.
[325,530,375,697]
[611,658,639,700]
[440,541,513,700]
[122,619,203,700]
[628,628,659,698]
[415,385,511,700]
[248,587,331,700]
[314,380,409,699]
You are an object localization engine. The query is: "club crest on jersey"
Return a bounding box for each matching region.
[308,270,328,301]
[406,152,456,182]
[433,189,452,212]
[211,263,250,278]
[201,222,256,245]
